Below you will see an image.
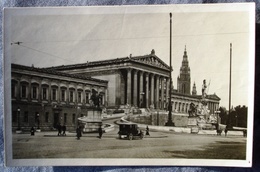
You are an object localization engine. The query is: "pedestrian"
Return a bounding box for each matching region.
[243,130,247,137]
[62,125,66,136]
[57,123,62,136]
[224,128,228,137]
[76,126,82,140]
[146,126,150,136]
[98,125,103,139]
[30,126,35,136]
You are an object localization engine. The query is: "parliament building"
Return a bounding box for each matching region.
[11,48,220,131]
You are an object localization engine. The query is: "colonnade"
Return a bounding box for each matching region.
[123,68,170,109]
[171,99,220,114]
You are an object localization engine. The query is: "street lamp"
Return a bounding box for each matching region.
[36,113,40,131]
[165,13,174,126]
[17,107,21,131]
[140,92,145,108]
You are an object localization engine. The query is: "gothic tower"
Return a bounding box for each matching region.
[177,46,191,95]
[192,82,197,95]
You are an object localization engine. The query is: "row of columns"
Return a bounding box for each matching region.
[125,68,169,109]
[171,100,219,114]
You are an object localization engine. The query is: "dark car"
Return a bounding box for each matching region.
[118,123,144,140]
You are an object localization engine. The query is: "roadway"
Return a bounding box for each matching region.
[12,117,246,159]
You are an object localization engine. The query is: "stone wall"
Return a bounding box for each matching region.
[150,112,189,127]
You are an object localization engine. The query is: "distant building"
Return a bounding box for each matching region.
[11,64,108,131]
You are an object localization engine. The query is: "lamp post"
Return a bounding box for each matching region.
[36,113,41,132]
[165,13,174,126]
[140,92,145,108]
[16,107,21,133]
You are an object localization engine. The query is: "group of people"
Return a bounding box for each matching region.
[57,123,67,136]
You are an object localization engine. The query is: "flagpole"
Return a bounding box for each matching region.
[228,43,232,128]
[165,13,174,126]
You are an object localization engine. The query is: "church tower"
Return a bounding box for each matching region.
[192,82,197,95]
[177,46,191,95]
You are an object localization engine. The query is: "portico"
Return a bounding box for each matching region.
[49,49,171,109]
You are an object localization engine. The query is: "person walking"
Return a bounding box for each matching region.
[224,128,228,137]
[98,125,103,139]
[76,126,82,140]
[62,125,66,136]
[57,123,62,136]
[146,126,150,136]
[30,126,35,136]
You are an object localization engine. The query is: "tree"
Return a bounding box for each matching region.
[234,105,248,128]
[219,106,228,125]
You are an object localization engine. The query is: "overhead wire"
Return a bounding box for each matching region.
[11,30,248,63]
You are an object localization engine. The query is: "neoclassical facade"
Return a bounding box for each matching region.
[11,64,108,131]
[49,49,171,109]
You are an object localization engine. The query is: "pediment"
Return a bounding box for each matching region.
[133,55,170,70]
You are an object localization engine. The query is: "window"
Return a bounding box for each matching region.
[100,95,103,105]
[21,85,27,98]
[23,111,28,123]
[61,90,66,101]
[52,89,57,100]
[45,112,49,122]
[64,113,67,124]
[12,111,17,122]
[11,83,16,98]
[42,87,47,100]
[85,92,89,104]
[70,91,74,102]
[32,86,37,99]
[78,92,81,103]
[72,114,76,124]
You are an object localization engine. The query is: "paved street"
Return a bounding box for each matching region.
[12,118,246,159]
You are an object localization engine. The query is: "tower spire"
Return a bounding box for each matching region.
[177,45,191,95]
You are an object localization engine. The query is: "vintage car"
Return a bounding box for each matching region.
[118,123,144,140]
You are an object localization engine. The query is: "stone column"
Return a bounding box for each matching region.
[17,80,21,100]
[127,68,132,105]
[75,85,78,104]
[133,70,138,107]
[48,81,51,103]
[155,75,160,109]
[150,74,154,108]
[28,79,31,101]
[57,83,61,103]
[66,83,69,104]
[161,77,165,109]
[116,73,121,105]
[38,80,42,101]
[139,71,144,108]
[105,88,108,106]
[145,73,149,108]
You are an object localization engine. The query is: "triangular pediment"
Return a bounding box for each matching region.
[132,55,170,70]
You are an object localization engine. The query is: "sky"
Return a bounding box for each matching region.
[5,4,254,108]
